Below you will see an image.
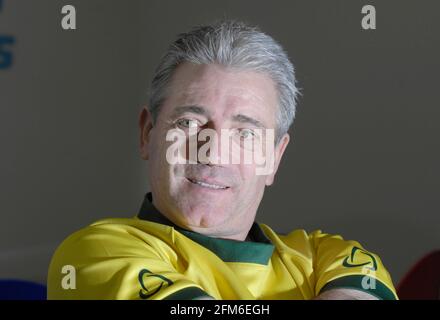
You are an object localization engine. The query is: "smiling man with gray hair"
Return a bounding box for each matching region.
[48,20,398,300]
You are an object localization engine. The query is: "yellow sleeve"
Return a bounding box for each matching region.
[47,223,211,300]
[309,230,398,300]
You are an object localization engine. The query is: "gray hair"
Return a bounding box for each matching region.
[148,19,300,142]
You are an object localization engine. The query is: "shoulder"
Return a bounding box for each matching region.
[257,223,367,264]
[258,223,347,251]
[49,217,176,267]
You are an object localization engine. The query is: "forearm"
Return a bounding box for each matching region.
[313,288,379,300]
[194,289,379,300]
[193,295,216,300]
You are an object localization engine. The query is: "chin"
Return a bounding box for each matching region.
[180,203,228,229]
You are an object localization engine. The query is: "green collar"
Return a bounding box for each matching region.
[137,193,274,265]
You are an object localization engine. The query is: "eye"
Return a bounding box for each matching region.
[238,128,256,140]
[176,118,199,129]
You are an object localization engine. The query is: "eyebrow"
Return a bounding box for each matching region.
[171,105,210,118]
[171,105,266,128]
[232,114,266,128]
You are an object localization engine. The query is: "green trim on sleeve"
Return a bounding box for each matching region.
[319,275,398,300]
[163,286,212,300]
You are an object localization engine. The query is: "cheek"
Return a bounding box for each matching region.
[239,170,266,206]
[238,163,266,189]
[148,132,172,178]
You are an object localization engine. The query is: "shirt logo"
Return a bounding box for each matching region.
[138,268,173,299]
[343,246,378,271]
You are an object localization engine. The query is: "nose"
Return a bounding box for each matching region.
[196,121,232,166]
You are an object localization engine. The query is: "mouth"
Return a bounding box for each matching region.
[186,178,230,190]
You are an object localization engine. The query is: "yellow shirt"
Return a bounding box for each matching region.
[48,193,398,300]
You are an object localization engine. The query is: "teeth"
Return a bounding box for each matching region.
[190,179,227,190]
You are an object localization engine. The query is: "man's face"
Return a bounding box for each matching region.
[140,63,289,240]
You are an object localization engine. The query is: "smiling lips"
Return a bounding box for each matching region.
[187,178,229,190]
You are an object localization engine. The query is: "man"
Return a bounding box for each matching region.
[48,20,398,300]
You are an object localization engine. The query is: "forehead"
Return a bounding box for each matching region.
[164,62,278,122]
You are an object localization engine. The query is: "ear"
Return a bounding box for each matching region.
[139,106,154,160]
[265,133,290,186]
